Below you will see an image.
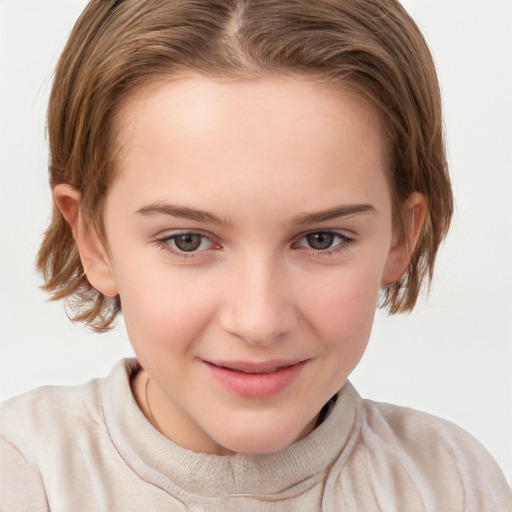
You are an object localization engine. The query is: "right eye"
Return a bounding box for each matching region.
[155,231,215,255]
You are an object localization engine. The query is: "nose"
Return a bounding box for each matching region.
[219,254,298,346]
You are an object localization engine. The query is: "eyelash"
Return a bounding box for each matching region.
[153,230,355,258]
[294,231,355,256]
[153,230,217,259]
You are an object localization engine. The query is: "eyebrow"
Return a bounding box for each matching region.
[136,201,376,226]
[292,203,377,225]
[135,203,232,226]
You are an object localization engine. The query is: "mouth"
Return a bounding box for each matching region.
[207,360,304,374]
[202,359,309,398]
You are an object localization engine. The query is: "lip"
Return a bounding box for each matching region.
[203,359,309,398]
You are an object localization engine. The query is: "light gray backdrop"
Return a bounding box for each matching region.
[1,0,511,484]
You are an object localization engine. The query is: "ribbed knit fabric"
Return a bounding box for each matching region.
[1,358,511,511]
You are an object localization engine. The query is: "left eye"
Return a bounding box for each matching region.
[298,232,348,251]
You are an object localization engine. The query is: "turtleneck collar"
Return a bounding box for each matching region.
[103,358,364,500]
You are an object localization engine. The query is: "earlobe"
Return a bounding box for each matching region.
[381,192,428,286]
[53,184,119,298]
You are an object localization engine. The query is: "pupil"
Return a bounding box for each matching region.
[307,232,334,250]
[175,234,202,251]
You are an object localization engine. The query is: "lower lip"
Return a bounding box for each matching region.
[204,361,307,399]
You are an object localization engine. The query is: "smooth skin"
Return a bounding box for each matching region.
[54,75,426,455]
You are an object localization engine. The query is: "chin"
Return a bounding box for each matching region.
[212,421,308,455]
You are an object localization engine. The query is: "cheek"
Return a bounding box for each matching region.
[297,266,381,399]
[116,266,219,354]
[302,260,383,344]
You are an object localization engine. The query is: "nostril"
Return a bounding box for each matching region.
[220,307,298,346]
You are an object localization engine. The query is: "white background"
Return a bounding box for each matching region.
[1,0,511,485]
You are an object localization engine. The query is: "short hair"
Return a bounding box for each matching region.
[37,0,453,331]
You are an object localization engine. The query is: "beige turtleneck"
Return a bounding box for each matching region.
[1,358,511,511]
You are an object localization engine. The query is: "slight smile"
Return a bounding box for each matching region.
[202,359,310,399]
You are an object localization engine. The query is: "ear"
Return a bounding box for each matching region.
[381,192,428,286]
[53,184,119,297]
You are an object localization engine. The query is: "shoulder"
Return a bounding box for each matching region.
[0,359,139,511]
[0,359,136,458]
[0,373,105,454]
[0,369,106,423]
[354,398,512,510]
[0,373,104,512]
[362,399,501,466]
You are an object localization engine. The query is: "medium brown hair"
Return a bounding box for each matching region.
[37,0,453,331]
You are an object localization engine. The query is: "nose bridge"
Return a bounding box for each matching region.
[221,250,297,345]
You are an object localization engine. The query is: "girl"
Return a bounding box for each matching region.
[1,0,511,510]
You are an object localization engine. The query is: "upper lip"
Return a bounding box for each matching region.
[203,359,308,374]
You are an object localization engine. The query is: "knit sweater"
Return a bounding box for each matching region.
[1,358,511,511]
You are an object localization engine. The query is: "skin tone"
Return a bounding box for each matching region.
[54,74,426,455]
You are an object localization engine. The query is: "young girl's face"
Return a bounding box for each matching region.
[93,75,409,454]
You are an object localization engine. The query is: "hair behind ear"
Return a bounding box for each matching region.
[37,205,84,302]
[37,193,121,332]
[380,192,433,313]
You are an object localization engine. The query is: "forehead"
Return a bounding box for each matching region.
[116,74,385,152]
[109,74,391,221]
